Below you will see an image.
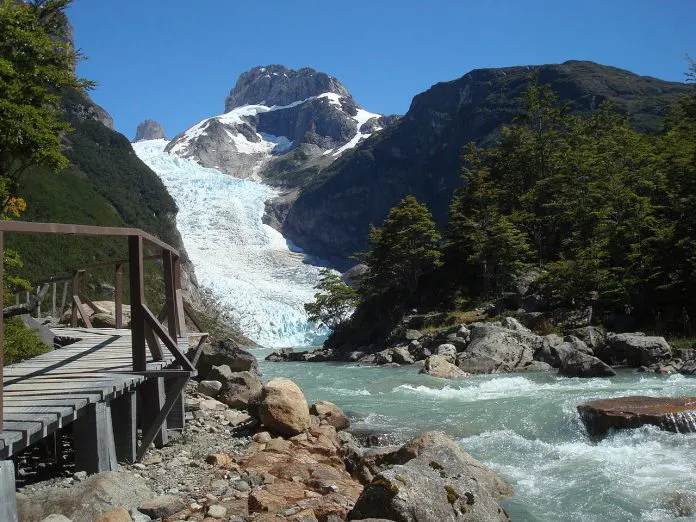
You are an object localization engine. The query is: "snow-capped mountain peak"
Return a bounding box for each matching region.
[165,65,392,181]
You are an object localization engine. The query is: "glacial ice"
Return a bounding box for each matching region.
[133,139,329,348]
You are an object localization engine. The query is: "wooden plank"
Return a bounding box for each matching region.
[129,235,146,371]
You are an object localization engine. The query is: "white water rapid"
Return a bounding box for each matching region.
[133,139,328,347]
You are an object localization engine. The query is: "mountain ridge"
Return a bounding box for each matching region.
[281,60,690,267]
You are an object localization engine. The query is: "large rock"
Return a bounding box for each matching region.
[558,350,616,378]
[435,344,457,363]
[213,367,263,410]
[349,432,511,522]
[17,472,154,522]
[391,346,415,365]
[195,340,259,377]
[456,324,536,374]
[596,333,672,367]
[577,396,696,435]
[137,496,185,519]
[310,401,350,430]
[60,301,130,329]
[258,377,311,436]
[420,356,469,379]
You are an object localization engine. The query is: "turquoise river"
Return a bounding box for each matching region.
[255,349,696,521]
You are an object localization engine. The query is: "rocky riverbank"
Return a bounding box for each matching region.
[267,313,693,379]
[17,342,511,522]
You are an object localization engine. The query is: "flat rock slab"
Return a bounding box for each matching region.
[577,396,696,436]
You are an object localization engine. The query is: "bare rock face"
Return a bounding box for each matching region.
[577,396,696,435]
[258,377,311,436]
[134,119,166,142]
[224,65,349,112]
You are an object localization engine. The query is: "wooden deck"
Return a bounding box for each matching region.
[0,327,186,459]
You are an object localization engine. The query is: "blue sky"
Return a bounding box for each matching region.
[68,0,694,140]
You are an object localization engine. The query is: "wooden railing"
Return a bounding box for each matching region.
[0,221,197,432]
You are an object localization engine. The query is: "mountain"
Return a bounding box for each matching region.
[13,85,252,344]
[165,65,395,187]
[134,119,166,141]
[282,60,691,266]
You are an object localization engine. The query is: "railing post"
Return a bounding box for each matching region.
[51,282,56,318]
[0,231,4,433]
[162,251,177,342]
[128,235,146,371]
[71,271,79,328]
[114,264,123,329]
[61,280,68,311]
[173,256,186,337]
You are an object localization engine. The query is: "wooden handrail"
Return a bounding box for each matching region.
[0,221,178,255]
[0,220,193,433]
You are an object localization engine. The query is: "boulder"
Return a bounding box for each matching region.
[405,329,423,341]
[197,380,222,398]
[566,326,605,350]
[258,377,310,436]
[138,496,185,519]
[500,317,531,333]
[311,401,350,430]
[577,396,696,435]
[391,347,415,365]
[408,341,431,361]
[420,356,469,379]
[216,370,263,410]
[558,351,616,378]
[596,333,672,367]
[349,431,511,521]
[435,344,457,363]
[60,301,130,329]
[456,324,536,374]
[95,507,132,522]
[195,339,259,377]
[39,517,73,522]
[513,361,553,372]
[17,471,154,522]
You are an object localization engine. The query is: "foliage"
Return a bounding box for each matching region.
[305,269,358,330]
[4,317,50,364]
[0,0,93,215]
[441,69,696,331]
[358,196,442,299]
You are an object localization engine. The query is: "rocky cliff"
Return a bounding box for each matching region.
[283,61,690,266]
[165,65,393,186]
[134,119,166,141]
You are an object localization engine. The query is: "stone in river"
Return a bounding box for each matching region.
[577,396,696,436]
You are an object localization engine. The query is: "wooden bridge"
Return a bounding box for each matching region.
[0,221,204,521]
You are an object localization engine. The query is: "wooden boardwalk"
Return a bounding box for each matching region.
[0,327,186,459]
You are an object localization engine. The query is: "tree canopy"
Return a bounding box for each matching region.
[0,0,92,217]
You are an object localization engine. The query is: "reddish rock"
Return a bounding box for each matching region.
[577,396,696,435]
[205,453,232,467]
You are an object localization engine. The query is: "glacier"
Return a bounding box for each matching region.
[133,139,329,348]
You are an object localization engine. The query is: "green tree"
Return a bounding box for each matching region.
[359,196,442,298]
[0,0,93,215]
[304,269,358,330]
[447,145,531,298]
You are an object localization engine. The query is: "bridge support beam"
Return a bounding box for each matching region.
[139,377,168,448]
[73,401,117,473]
[0,460,17,522]
[111,391,137,464]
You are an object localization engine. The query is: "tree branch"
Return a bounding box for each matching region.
[3,284,49,319]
